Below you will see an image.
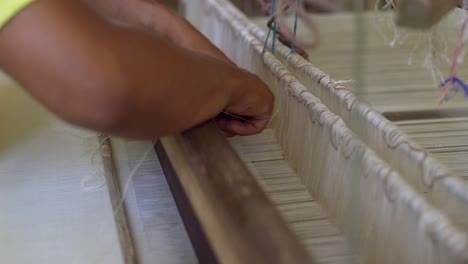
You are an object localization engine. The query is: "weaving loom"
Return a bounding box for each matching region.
[2,0,468,264]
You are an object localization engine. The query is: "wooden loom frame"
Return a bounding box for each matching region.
[155,121,315,264]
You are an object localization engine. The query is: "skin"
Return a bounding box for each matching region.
[0,0,274,139]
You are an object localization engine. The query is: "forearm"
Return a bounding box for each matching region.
[103,27,242,138]
[0,0,242,138]
[82,0,171,31]
[84,0,231,63]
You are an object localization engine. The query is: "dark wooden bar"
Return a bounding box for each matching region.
[155,121,314,264]
[156,141,219,264]
[383,108,468,121]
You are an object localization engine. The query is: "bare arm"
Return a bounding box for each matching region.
[0,0,273,139]
[83,0,232,63]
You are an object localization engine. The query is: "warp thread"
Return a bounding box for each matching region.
[261,0,317,60]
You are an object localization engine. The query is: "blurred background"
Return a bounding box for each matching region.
[156,0,384,15]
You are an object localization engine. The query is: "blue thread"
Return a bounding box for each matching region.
[286,0,300,59]
[261,0,278,56]
[291,0,300,53]
[261,27,272,56]
[271,0,278,54]
[440,76,468,99]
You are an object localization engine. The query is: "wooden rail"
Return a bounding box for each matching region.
[155,121,314,264]
[99,135,139,264]
[383,107,468,121]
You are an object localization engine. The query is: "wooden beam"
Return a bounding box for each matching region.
[383,107,468,121]
[155,121,314,264]
[156,141,219,263]
[99,135,139,264]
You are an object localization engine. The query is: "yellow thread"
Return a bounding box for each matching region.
[0,0,35,30]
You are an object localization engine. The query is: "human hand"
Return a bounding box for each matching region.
[216,71,274,137]
[0,0,272,140]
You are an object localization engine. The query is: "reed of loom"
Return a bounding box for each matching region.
[223,0,468,225]
[164,0,468,263]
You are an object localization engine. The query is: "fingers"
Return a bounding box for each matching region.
[216,115,270,136]
[219,74,274,136]
[223,131,236,137]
